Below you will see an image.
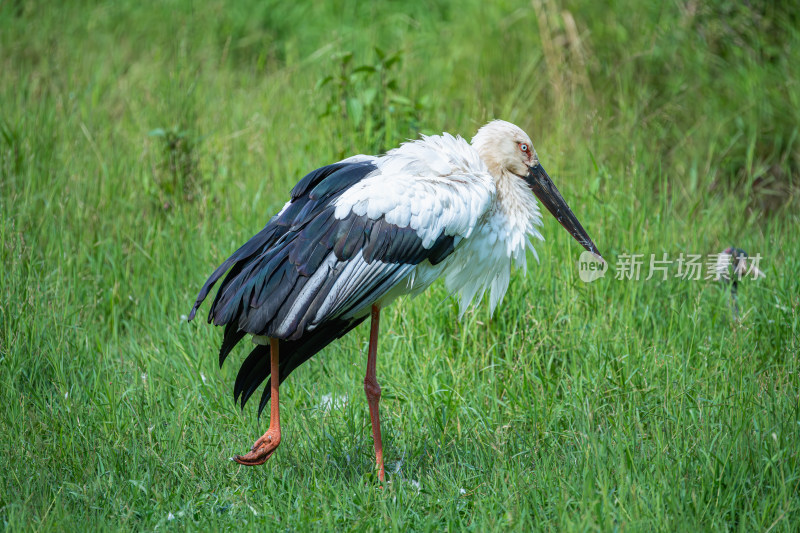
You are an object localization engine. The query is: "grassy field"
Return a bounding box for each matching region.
[2,0,799,530]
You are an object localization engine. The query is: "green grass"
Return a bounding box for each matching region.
[2,0,799,530]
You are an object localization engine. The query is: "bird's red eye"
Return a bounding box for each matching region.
[519,143,529,153]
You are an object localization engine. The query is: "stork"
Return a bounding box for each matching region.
[189,120,603,480]
[716,247,765,320]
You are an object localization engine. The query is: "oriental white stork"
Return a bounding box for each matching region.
[716,247,766,320]
[189,120,603,480]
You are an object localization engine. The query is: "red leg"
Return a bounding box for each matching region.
[234,337,282,466]
[364,304,385,481]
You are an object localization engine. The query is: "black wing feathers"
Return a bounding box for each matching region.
[191,159,459,413]
[231,316,368,416]
[188,223,280,321]
[291,161,375,201]
[189,161,374,322]
[219,321,246,367]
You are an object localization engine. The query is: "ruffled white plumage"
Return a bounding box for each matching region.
[332,130,544,317]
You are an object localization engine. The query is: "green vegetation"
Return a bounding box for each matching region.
[1,0,798,530]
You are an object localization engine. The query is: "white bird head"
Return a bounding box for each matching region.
[472,120,538,177]
[472,120,604,262]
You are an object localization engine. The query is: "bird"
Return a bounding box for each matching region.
[715,246,765,320]
[188,120,603,480]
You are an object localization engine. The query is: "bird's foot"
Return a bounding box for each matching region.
[233,427,281,466]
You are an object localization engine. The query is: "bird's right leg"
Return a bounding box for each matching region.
[233,337,281,466]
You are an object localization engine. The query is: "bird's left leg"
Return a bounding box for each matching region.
[234,337,282,466]
[730,282,740,321]
[364,304,385,481]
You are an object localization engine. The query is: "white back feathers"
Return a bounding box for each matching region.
[334,121,545,317]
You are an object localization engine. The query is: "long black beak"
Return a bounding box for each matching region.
[525,163,604,262]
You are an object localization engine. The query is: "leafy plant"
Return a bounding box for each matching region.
[148,126,203,209]
[317,48,427,156]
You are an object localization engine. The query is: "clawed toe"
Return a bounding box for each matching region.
[233,428,281,466]
[233,446,276,466]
